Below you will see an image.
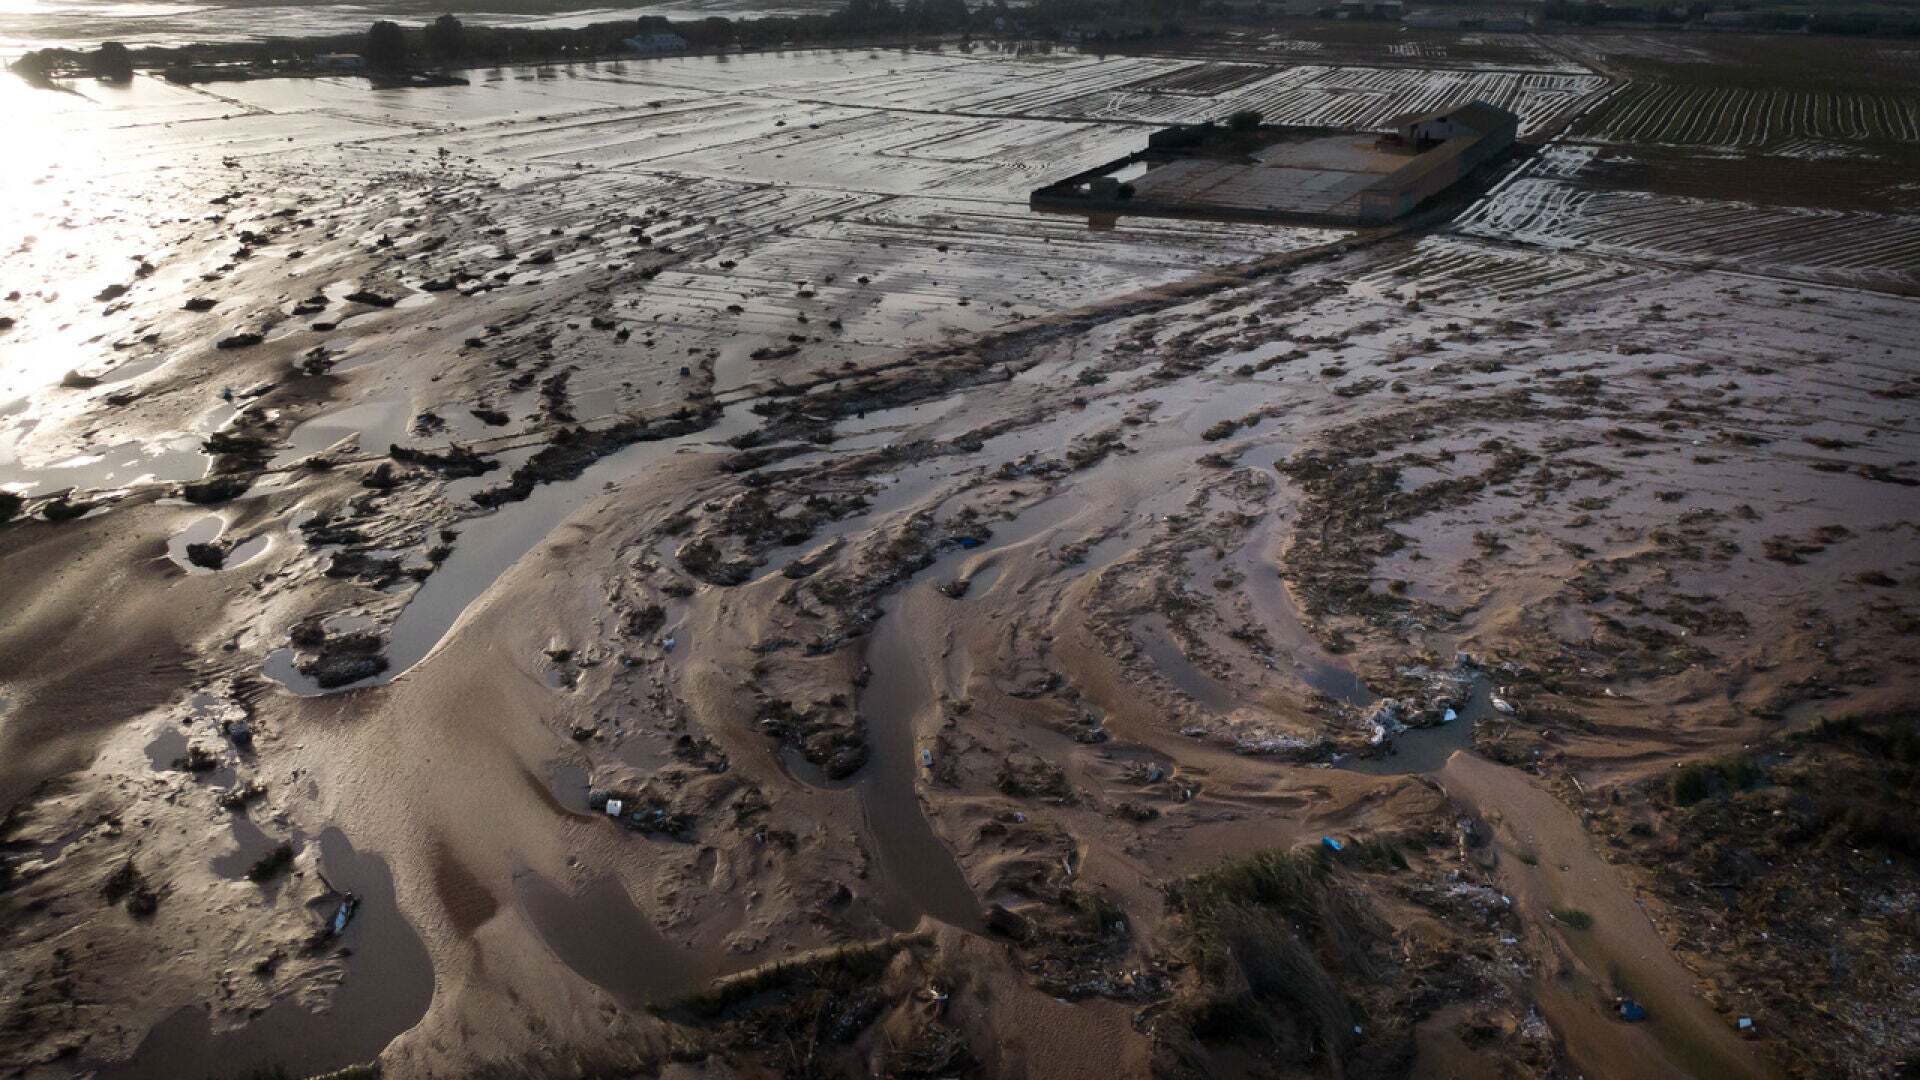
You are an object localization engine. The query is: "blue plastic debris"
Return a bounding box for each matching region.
[1322,836,1344,853]
[956,536,984,549]
[330,893,359,936]
[1618,999,1647,1023]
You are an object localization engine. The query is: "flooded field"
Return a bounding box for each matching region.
[1,22,1917,1080]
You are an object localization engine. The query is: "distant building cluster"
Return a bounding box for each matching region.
[1401,8,1538,30]
[1332,0,1538,29]
[1333,0,1405,18]
[623,32,689,55]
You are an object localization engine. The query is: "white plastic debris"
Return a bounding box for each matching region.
[1491,694,1516,716]
[605,798,624,817]
[920,749,933,768]
[1442,707,1458,723]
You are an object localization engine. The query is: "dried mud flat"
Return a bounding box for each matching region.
[1,31,1917,1080]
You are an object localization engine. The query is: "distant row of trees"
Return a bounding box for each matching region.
[352,2,992,74]
[30,0,1906,86]
[363,14,467,74]
[1539,0,1920,34]
[316,0,1225,76]
[9,39,132,84]
[13,3,1004,86]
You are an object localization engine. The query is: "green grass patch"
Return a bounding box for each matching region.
[1550,906,1594,930]
[1159,846,1396,1070]
[1670,755,1764,806]
[663,933,921,1020]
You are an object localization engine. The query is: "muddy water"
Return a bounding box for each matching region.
[1340,678,1487,776]
[857,585,986,933]
[0,436,209,496]
[140,724,186,771]
[850,488,1134,933]
[546,761,592,815]
[207,814,283,881]
[1438,753,1781,1080]
[99,828,434,1080]
[163,513,270,573]
[267,394,415,469]
[265,404,756,696]
[1237,551,1372,706]
[515,873,718,1007]
[1133,613,1234,713]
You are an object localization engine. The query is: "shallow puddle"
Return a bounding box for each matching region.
[1133,613,1235,713]
[0,437,209,497]
[141,724,187,772]
[844,491,1114,933]
[547,761,592,815]
[515,872,713,1007]
[268,394,415,469]
[98,829,434,1080]
[1339,677,1487,776]
[207,815,285,881]
[265,404,758,696]
[856,587,988,934]
[164,513,271,573]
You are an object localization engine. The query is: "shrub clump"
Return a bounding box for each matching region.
[1551,906,1594,930]
[1157,849,1398,1075]
[1670,755,1764,806]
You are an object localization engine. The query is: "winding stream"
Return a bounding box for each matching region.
[857,585,988,933]
[265,404,755,696]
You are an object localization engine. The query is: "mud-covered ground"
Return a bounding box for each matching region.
[1,28,1916,1080]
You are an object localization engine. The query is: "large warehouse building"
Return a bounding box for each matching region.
[1031,100,1519,227]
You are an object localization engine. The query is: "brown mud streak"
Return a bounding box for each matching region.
[1439,751,1780,1080]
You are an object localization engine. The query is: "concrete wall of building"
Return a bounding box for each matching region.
[1032,112,1515,228]
[1357,122,1514,222]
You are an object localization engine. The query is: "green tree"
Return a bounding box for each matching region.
[427,14,465,65]
[929,0,972,29]
[10,49,58,87]
[365,20,409,76]
[91,42,134,82]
